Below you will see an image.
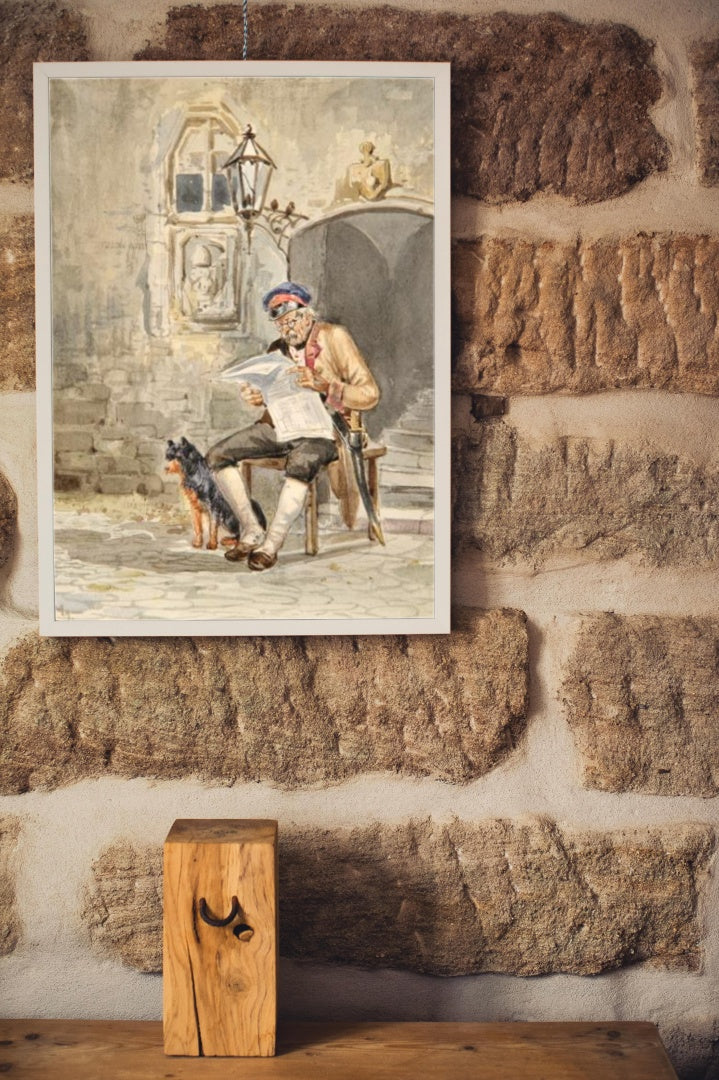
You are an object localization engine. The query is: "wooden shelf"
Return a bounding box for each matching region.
[0,1019,678,1078]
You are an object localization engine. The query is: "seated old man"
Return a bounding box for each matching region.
[207,281,380,572]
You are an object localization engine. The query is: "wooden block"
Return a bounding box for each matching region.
[163,818,278,1057]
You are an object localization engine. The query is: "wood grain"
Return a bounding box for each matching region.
[163,818,277,1056]
[0,1020,679,1078]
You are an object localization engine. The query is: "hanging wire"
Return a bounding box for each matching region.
[243,0,248,59]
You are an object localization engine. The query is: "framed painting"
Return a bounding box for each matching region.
[34,60,450,635]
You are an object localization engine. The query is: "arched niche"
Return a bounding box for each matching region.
[289,203,434,436]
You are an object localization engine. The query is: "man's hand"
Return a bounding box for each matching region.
[293,366,329,394]
[240,381,265,407]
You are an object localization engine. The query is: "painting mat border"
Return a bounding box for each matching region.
[34,60,451,636]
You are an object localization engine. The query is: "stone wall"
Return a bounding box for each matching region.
[1,2,719,1079]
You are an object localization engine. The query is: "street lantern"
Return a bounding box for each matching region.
[223,124,276,223]
[223,123,307,259]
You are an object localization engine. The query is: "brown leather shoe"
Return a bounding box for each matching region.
[247,549,278,572]
[224,541,257,563]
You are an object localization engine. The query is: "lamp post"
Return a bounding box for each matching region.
[223,124,307,260]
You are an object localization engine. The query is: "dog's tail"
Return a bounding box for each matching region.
[251,499,267,531]
[220,498,267,547]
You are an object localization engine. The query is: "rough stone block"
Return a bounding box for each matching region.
[54,399,107,426]
[281,819,714,976]
[104,456,141,476]
[664,1022,719,1080]
[137,7,668,205]
[453,235,719,395]
[54,429,94,453]
[54,451,96,472]
[0,468,17,572]
[0,216,35,392]
[453,423,719,568]
[62,383,111,403]
[93,437,138,457]
[0,609,528,794]
[83,818,713,977]
[137,439,161,459]
[97,475,138,495]
[104,369,131,389]
[691,39,719,186]
[564,615,719,796]
[83,841,160,973]
[137,447,164,470]
[53,473,82,493]
[137,475,163,496]
[0,817,20,956]
[54,361,89,391]
[116,403,172,436]
[0,2,89,182]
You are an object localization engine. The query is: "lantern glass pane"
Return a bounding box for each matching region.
[255,160,273,211]
[239,162,255,210]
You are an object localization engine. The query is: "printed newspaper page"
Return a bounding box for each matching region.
[220,353,334,441]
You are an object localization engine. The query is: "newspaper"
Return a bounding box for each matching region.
[219,352,334,442]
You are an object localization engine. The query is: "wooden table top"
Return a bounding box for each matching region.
[0,1019,679,1078]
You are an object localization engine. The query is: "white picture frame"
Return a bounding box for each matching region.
[34,60,451,636]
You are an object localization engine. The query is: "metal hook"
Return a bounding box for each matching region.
[198,895,241,927]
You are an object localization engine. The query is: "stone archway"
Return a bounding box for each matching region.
[288,202,434,436]
[289,202,435,525]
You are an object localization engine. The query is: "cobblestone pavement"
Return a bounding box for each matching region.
[53,508,435,623]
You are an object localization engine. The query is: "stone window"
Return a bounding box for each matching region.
[171,117,236,217]
[150,107,244,332]
[147,102,284,341]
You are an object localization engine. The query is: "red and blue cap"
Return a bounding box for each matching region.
[262,281,312,320]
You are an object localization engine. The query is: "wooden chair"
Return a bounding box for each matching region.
[240,441,386,556]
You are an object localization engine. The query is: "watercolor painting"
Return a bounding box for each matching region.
[35,61,450,635]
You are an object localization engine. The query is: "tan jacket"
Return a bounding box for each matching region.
[306,321,380,414]
[272,320,380,527]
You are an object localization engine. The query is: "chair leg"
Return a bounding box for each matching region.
[241,461,252,495]
[305,479,319,556]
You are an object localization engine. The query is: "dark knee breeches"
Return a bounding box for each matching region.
[206,421,338,484]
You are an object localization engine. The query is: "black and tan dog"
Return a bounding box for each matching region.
[165,437,265,551]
